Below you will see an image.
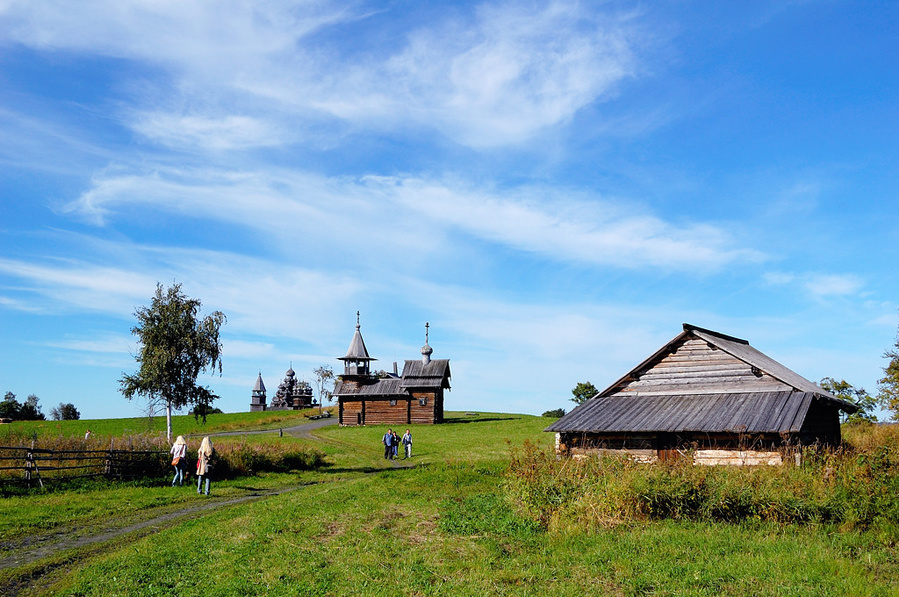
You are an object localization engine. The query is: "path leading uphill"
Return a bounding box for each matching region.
[0,417,347,596]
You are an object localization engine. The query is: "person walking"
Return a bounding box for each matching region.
[196,436,215,495]
[391,430,400,459]
[382,428,394,459]
[401,429,412,459]
[170,435,188,486]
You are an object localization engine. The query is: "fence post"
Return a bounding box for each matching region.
[25,440,43,488]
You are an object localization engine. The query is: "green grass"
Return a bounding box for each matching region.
[0,408,330,445]
[4,412,899,596]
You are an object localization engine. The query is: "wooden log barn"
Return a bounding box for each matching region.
[546,323,858,465]
[333,315,451,426]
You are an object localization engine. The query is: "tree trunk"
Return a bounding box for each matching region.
[165,402,173,442]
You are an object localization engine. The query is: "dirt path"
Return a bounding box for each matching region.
[0,418,346,596]
[0,484,310,573]
[206,415,339,440]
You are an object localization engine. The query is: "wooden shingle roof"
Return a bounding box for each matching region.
[547,323,857,435]
[339,324,375,362]
[545,391,815,434]
[333,377,404,397]
[401,359,451,390]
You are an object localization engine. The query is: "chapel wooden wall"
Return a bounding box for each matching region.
[338,389,443,426]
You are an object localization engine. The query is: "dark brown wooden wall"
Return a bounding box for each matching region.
[798,400,842,445]
[338,390,443,426]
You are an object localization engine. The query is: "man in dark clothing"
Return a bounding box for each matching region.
[391,430,400,459]
[382,428,394,459]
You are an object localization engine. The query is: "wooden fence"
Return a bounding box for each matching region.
[0,445,169,488]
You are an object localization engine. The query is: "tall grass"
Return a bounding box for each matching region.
[0,432,325,492]
[506,427,899,538]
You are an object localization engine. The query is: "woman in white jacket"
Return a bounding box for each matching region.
[170,435,187,487]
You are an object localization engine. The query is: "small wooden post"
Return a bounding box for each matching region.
[25,440,43,488]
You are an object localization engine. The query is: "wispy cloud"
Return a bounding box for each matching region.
[0,257,156,314]
[0,246,363,340]
[129,113,287,151]
[63,164,760,272]
[0,1,642,149]
[765,271,865,299]
[45,334,134,355]
[320,1,640,146]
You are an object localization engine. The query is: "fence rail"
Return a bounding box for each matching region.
[0,445,169,488]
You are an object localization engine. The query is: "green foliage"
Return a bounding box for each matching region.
[119,283,226,437]
[0,391,45,421]
[0,391,19,419]
[878,330,899,419]
[541,408,565,418]
[570,381,598,405]
[190,403,223,419]
[820,377,878,423]
[313,365,334,404]
[50,402,81,421]
[505,437,899,537]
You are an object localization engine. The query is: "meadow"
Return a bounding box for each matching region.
[0,409,320,445]
[1,412,898,596]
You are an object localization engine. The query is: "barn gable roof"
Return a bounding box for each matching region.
[599,324,852,405]
[547,323,857,436]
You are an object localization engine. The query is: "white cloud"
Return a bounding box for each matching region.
[0,247,364,341]
[64,165,760,272]
[765,271,864,299]
[805,274,864,297]
[328,1,640,146]
[382,176,761,270]
[45,335,134,354]
[0,257,157,314]
[129,113,286,151]
[0,0,642,149]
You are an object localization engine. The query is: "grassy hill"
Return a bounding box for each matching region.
[2,413,898,596]
[0,408,328,444]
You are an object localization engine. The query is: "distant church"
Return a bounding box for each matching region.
[332,314,451,426]
[249,366,316,412]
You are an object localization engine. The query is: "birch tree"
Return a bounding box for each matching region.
[120,283,226,440]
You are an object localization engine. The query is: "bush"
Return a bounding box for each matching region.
[542,408,566,418]
[505,430,899,537]
[210,441,325,479]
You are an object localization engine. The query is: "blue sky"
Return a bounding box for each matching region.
[1,1,897,420]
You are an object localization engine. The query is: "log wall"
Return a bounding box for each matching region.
[339,391,443,426]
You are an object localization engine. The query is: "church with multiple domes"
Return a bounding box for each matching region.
[249,366,315,412]
[250,314,451,425]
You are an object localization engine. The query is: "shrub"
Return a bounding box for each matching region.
[506,430,899,537]
[210,441,325,479]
